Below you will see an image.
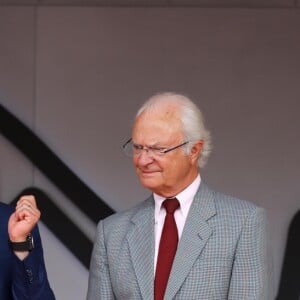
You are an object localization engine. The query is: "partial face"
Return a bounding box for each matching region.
[132,106,200,197]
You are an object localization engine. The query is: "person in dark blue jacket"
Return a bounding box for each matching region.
[0,195,55,299]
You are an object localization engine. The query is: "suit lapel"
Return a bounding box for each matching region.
[126,198,155,300]
[165,183,216,299]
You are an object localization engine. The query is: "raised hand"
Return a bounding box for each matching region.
[8,195,41,243]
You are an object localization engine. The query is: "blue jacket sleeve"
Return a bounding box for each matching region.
[11,225,55,300]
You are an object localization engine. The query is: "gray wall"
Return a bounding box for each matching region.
[1,6,300,299]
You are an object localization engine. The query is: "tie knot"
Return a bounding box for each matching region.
[163,198,180,214]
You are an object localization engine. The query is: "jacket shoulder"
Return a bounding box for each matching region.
[201,183,265,218]
[0,202,14,215]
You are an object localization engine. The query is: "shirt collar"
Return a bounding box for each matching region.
[154,174,201,218]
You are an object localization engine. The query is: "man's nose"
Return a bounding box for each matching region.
[136,149,154,165]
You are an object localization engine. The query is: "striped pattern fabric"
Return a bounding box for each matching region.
[87,183,273,300]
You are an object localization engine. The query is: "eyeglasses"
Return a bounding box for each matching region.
[122,138,189,157]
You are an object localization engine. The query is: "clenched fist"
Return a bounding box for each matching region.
[8,195,41,243]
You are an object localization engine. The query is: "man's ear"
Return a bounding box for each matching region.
[190,140,204,163]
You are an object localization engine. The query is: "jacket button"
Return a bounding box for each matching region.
[26,268,33,284]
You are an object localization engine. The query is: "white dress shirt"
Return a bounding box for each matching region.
[153,174,201,272]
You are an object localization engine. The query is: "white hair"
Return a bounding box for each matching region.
[136,92,212,168]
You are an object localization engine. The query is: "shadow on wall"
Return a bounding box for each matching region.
[276,210,300,300]
[12,187,92,268]
[0,103,114,224]
[0,103,115,268]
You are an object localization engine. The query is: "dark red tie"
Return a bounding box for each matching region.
[154,198,180,300]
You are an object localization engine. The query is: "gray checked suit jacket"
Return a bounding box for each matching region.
[87,183,273,300]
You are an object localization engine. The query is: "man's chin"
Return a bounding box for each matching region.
[139,177,159,190]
